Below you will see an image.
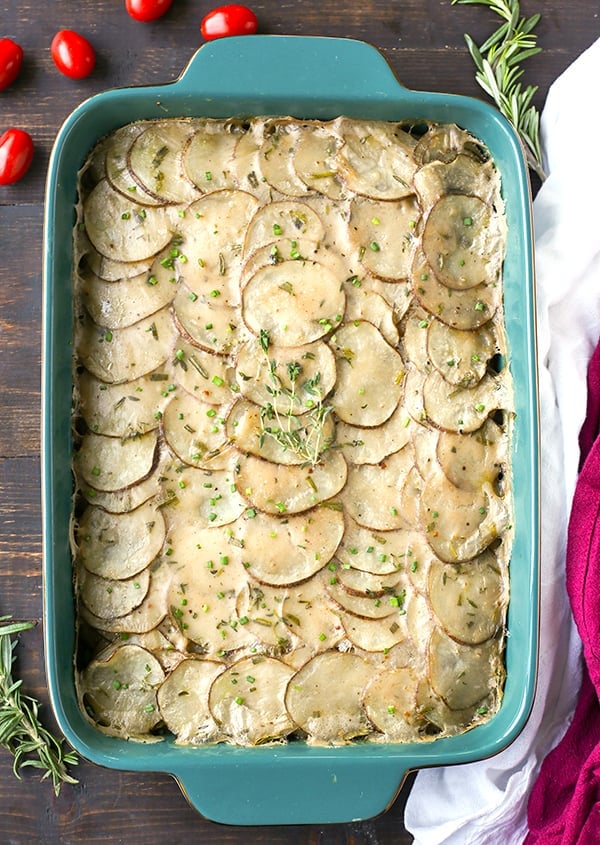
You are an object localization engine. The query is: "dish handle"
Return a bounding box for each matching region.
[173,752,413,825]
[175,35,410,115]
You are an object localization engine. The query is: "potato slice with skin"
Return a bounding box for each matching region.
[259,122,313,197]
[176,190,260,307]
[437,417,507,492]
[75,430,158,492]
[105,122,167,206]
[78,267,178,330]
[242,259,346,347]
[172,286,246,356]
[427,551,506,645]
[235,337,337,415]
[326,570,406,620]
[284,651,375,743]
[342,447,413,531]
[335,564,404,597]
[414,154,500,209]
[127,120,199,204]
[338,517,420,576]
[348,196,420,281]
[77,368,170,437]
[344,289,399,348]
[244,201,324,254]
[157,658,225,744]
[209,655,296,745]
[336,402,412,465]
[77,500,166,580]
[336,119,417,200]
[281,575,345,652]
[166,526,256,654]
[423,195,505,292]
[226,398,336,466]
[339,609,408,653]
[78,564,150,620]
[172,340,235,406]
[83,179,175,262]
[157,463,246,529]
[241,236,350,293]
[182,124,239,192]
[422,369,511,434]
[79,468,161,514]
[362,666,420,740]
[411,248,499,331]
[79,644,165,738]
[330,321,403,427]
[79,560,171,634]
[292,125,345,199]
[427,318,496,388]
[76,307,176,384]
[233,507,344,586]
[235,450,347,515]
[428,626,500,711]
[81,244,154,282]
[161,391,232,470]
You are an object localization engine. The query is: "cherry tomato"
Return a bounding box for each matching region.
[200,5,258,40]
[51,30,96,79]
[0,38,23,91]
[125,0,174,23]
[0,128,34,185]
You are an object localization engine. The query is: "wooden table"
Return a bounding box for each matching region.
[1,2,597,842]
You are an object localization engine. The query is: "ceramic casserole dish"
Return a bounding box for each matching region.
[42,35,539,826]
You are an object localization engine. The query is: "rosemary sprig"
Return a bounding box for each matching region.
[452,0,546,180]
[0,616,78,795]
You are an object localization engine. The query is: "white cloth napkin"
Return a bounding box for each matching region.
[404,36,600,845]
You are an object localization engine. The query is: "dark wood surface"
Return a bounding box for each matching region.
[1,2,598,843]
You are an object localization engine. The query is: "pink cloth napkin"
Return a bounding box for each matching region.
[526,340,600,844]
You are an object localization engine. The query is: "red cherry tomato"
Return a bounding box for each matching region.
[51,30,96,79]
[0,128,34,185]
[0,38,23,91]
[125,0,174,23]
[201,5,258,40]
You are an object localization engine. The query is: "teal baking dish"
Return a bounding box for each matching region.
[42,35,539,826]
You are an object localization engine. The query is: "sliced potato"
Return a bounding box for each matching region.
[342,447,413,531]
[209,655,296,745]
[84,561,171,634]
[182,123,239,191]
[235,450,347,515]
[77,368,170,437]
[362,666,419,740]
[281,576,345,652]
[76,307,176,384]
[411,248,499,331]
[172,286,245,355]
[161,391,231,470]
[437,417,507,492]
[78,265,178,330]
[427,318,497,387]
[336,401,412,465]
[242,259,346,346]
[284,651,375,742]
[337,119,417,200]
[157,463,247,529]
[81,245,154,282]
[78,565,150,619]
[414,154,500,209]
[422,369,511,433]
[338,609,408,653]
[259,121,312,197]
[234,337,336,415]
[244,201,324,253]
[348,196,420,280]
[343,289,400,347]
[422,195,505,291]
[83,179,174,262]
[326,571,405,620]
[75,430,158,492]
[76,500,165,579]
[292,125,345,199]
[127,119,199,203]
[79,466,162,514]
[234,581,290,648]
[428,626,501,710]
[330,321,403,427]
[234,507,344,586]
[157,658,226,743]
[105,122,166,206]
[79,644,165,738]
[172,339,235,405]
[337,517,418,576]
[427,551,506,644]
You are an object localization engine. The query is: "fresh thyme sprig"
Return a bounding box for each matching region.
[257,330,333,466]
[0,616,78,796]
[452,0,546,180]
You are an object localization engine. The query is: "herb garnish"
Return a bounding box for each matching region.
[0,617,78,795]
[452,0,545,180]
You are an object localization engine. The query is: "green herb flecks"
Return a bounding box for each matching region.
[0,617,78,795]
[452,0,545,180]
